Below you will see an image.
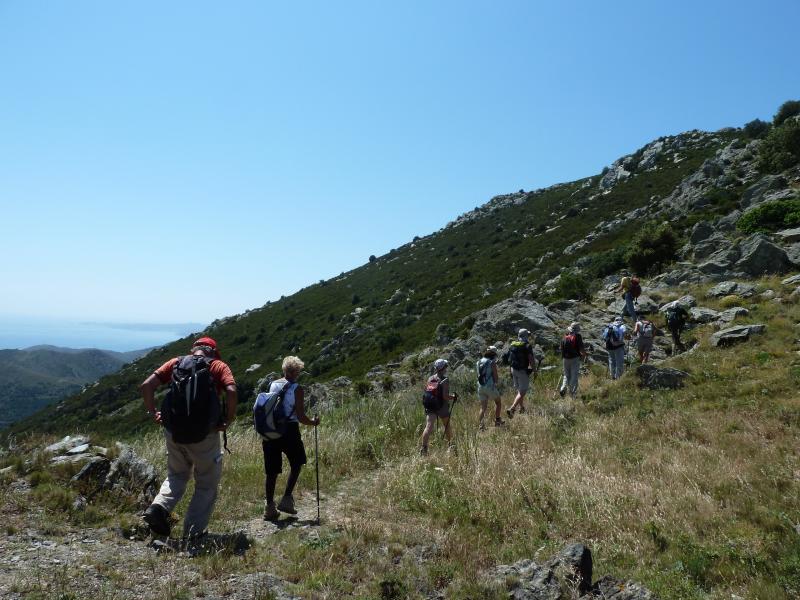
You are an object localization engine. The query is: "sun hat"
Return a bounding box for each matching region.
[518,328,531,340]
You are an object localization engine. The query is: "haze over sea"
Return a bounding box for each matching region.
[0,317,205,352]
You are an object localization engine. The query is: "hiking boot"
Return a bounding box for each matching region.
[419,446,428,456]
[494,417,505,427]
[518,406,526,415]
[143,504,171,537]
[505,408,514,420]
[559,387,566,398]
[263,501,279,521]
[277,495,297,515]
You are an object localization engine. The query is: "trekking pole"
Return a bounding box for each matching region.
[314,414,320,526]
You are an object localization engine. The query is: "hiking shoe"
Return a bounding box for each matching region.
[419,446,428,456]
[559,387,566,398]
[494,418,505,427]
[277,495,297,515]
[506,408,514,420]
[263,501,279,521]
[143,504,171,537]
[518,406,526,415]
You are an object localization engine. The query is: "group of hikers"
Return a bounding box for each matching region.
[138,276,691,538]
[421,275,692,453]
[140,337,319,539]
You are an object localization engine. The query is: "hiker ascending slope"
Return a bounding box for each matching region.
[262,356,320,521]
[618,275,641,321]
[559,322,587,399]
[420,359,458,455]
[665,303,690,355]
[505,328,537,419]
[140,337,237,539]
[633,317,655,364]
[476,346,503,430]
[602,317,628,380]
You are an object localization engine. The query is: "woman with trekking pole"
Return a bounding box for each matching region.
[261,356,321,521]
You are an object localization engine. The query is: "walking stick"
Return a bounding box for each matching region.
[314,415,320,526]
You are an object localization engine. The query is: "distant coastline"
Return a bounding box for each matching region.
[0,316,205,352]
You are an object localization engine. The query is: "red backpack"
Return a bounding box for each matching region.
[630,277,642,299]
[563,333,580,358]
[421,376,444,412]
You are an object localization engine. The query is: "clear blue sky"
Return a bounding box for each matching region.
[2,0,798,324]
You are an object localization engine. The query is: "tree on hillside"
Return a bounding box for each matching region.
[743,118,770,139]
[758,119,800,173]
[773,99,800,126]
[625,222,678,276]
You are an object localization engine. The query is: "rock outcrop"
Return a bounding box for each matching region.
[710,324,766,347]
[636,364,689,389]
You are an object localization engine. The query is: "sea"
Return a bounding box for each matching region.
[0,316,207,352]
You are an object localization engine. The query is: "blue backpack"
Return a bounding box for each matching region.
[253,381,296,440]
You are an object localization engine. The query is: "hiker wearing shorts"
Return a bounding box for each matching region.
[140,337,237,538]
[559,322,587,399]
[603,317,628,380]
[506,328,536,419]
[420,359,457,455]
[633,318,655,363]
[262,356,320,521]
[477,346,503,430]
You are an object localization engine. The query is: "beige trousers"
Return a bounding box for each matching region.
[153,431,223,537]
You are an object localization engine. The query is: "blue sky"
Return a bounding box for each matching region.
[1,0,798,324]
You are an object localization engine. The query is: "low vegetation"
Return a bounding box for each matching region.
[737,198,800,233]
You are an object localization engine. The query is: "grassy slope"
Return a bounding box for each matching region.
[5,130,737,441]
[4,276,798,599]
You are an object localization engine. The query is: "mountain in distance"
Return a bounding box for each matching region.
[0,345,151,429]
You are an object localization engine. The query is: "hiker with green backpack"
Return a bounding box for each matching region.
[505,328,537,419]
[140,337,237,539]
[420,359,458,455]
[476,346,503,430]
[258,356,320,521]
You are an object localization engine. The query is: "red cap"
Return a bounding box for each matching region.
[193,336,221,359]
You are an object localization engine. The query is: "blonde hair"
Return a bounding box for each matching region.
[282,355,305,376]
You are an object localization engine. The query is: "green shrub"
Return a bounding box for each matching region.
[773,99,800,126]
[743,118,770,139]
[758,119,800,173]
[625,222,678,275]
[354,379,371,396]
[552,269,592,301]
[737,198,800,233]
[583,247,628,280]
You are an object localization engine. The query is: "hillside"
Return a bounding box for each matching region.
[1,102,800,599]
[0,346,150,429]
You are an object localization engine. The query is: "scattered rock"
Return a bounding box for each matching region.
[735,233,793,276]
[689,221,714,244]
[781,274,800,286]
[636,364,689,389]
[706,281,757,298]
[105,446,159,507]
[659,295,697,312]
[245,363,262,373]
[710,324,766,347]
[592,575,657,599]
[689,307,719,323]
[717,307,749,324]
[776,227,800,244]
[45,435,89,454]
[470,298,559,347]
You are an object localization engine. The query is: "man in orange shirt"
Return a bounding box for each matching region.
[140,336,237,539]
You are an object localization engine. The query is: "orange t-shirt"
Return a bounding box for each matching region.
[154,357,236,392]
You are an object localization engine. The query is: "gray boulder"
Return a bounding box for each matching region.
[591,575,657,599]
[105,446,160,507]
[607,295,659,316]
[715,209,742,232]
[659,295,697,312]
[470,298,559,347]
[689,221,714,244]
[689,307,719,323]
[717,307,749,324]
[781,274,800,286]
[735,233,793,276]
[710,324,766,347]
[706,281,757,298]
[690,235,728,261]
[45,435,89,454]
[740,174,786,209]
[776,227,800,244]
[636,364,689,389]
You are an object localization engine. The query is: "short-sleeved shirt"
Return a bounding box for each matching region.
[154,356,236,393]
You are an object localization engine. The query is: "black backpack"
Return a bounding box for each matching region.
[161,355,222,444]
[666,307,686,329]
[508,341,529,370]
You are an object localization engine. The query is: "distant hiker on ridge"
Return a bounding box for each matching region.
[140,337,237,539]
[633,317,655,364]
[262,356,320,521]
[476,346,503,430]
[559,322,587,399]
[619,275,641,321]
[505,328,537,419]
[602,317,628,380]
[420,359,457,455]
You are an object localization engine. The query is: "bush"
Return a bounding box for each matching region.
[354,379,371,396]
[625,222,678,276]
[368,255,376,262]
[552,269,592,301]
[583,247,628,280]
[743,118,770,139]
[758,119,800,173]
[737,198,800,233]
[773,99,800,126]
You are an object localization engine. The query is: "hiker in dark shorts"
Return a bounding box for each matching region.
[420,359,457,455]
[664,304,689,355]
[262,355,320,521]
